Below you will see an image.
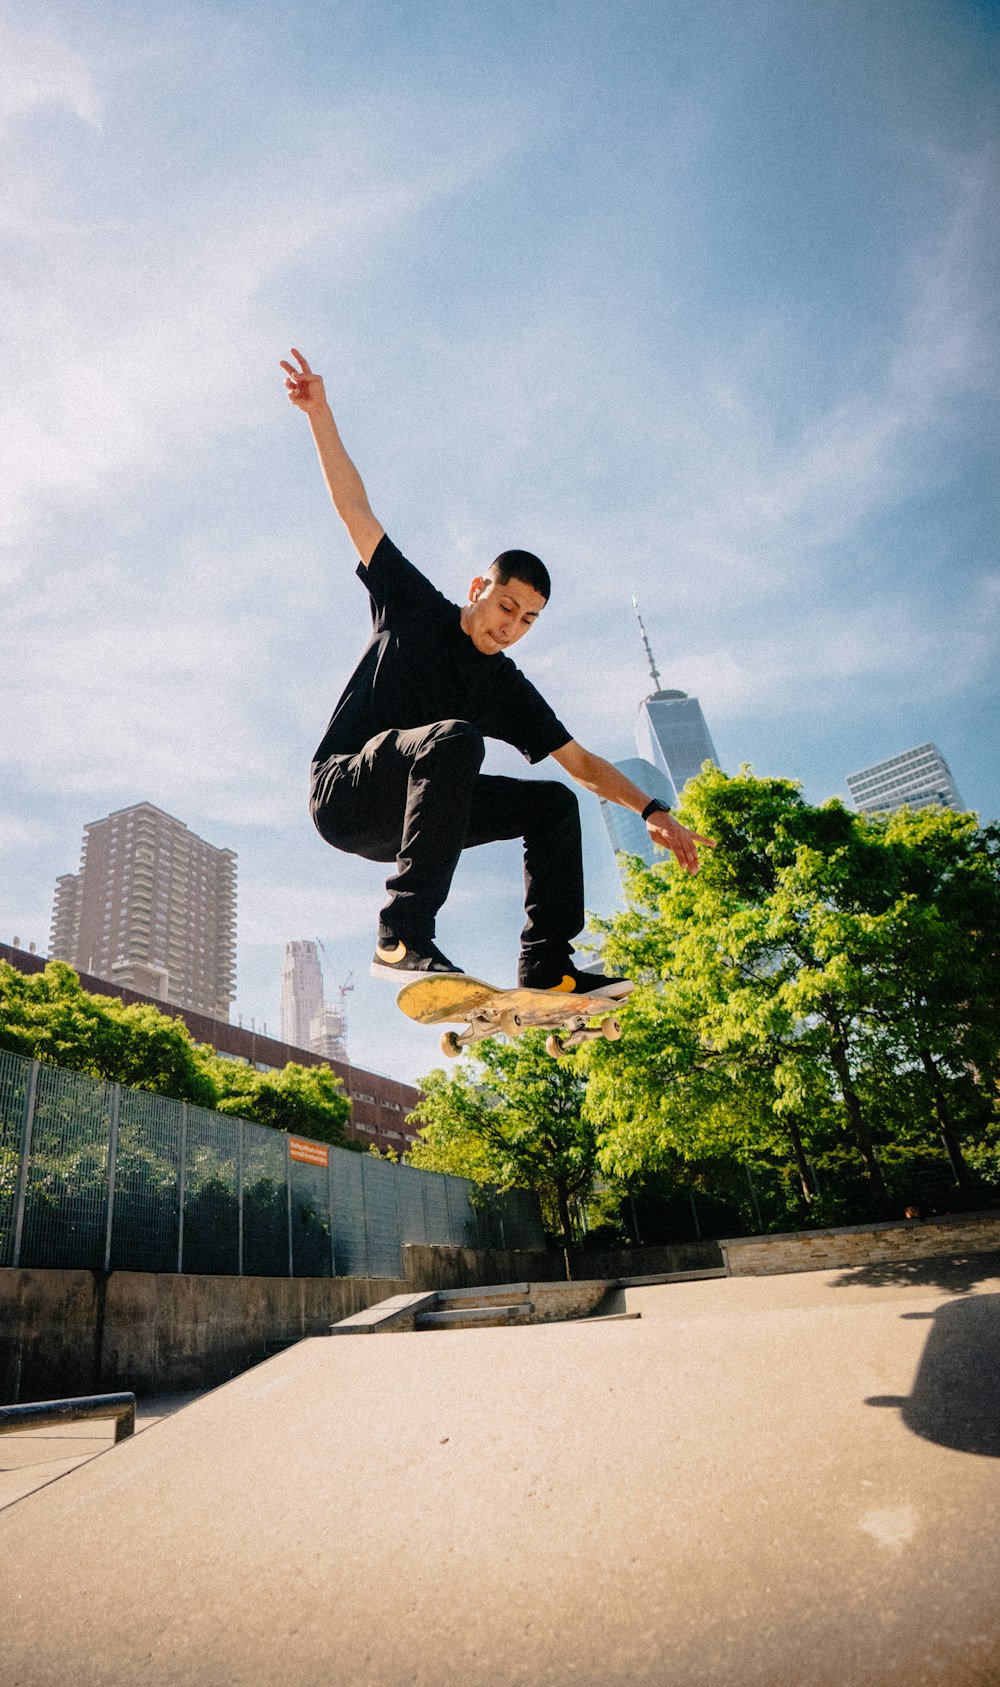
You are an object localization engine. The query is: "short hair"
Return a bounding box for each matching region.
[488,549,551,602]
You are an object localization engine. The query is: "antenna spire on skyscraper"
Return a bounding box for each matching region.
[632,596,662,692]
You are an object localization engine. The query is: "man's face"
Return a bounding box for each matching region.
[460,573,547,655]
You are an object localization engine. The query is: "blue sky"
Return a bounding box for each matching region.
[2,0,997,1085]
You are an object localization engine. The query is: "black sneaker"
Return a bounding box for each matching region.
[371,935,465,983]
[519,961,634,1001]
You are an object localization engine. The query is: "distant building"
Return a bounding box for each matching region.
[49,801,237,1020]
[635,690,719,802]
[631,599,718,803]
[599,757,675,870]
[279,941,324,1050]
[279,940,349,1063]
[846,743,964,815]
[309,1004,348,1065]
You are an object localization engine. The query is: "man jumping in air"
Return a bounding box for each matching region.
[281,347,714,998]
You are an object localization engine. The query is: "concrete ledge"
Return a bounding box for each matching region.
[616,1269,728,1287]
[720,1210,1000,1277]
[435,1283,531,1303]
[328,1294,439,1335]
[415,1306,534,1329]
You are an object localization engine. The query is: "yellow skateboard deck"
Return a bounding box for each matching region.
[396,974,626,1059]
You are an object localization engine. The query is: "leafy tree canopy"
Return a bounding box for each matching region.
[585,767,1000,1217]
[0,960,350,1145]
[408,1031,595,1244]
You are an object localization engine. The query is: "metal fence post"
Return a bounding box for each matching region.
[286,1134,294,1277]
[177,1101,188,1274]
[11,1059,40,1270]
[361,1157,374,1277]
[103,1083,121,1272]
[327,1155,337,1278]
[237,1119,244,1278]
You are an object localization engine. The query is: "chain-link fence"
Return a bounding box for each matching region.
[0,1048,544,1276]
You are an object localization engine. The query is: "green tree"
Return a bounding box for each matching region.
[0,960,217,1103]
[408,1032,596,1245]
[215,1060,351,1147]
[0,960,354,1145]
[586,768,1000,1221]
[844,807,1000,1194]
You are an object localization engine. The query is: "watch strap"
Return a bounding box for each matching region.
[641,798,671,822]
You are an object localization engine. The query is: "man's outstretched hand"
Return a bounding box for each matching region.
[280,347,328,414]
[648,811,716,875]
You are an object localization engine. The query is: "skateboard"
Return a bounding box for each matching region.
[396,973,625,1060]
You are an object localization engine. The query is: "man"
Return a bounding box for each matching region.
[281,347,714,997]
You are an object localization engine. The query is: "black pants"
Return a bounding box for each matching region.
[310,720,584,981]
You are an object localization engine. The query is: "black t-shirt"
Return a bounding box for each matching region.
[312,535,572,767]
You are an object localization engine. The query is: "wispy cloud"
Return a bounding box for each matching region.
[0,8,102,131]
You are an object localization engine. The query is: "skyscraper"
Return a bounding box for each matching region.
[631,599,719,803]
[50,802,237,1019]
[846,743,965,815]
[594,605,721,886]
[279,940,324,1051]
[598,757,675,868]
[279,940,349,1062]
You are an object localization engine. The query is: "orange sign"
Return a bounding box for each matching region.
[289,1137,329,1168]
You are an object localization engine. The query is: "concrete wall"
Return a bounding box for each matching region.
[721,1210,1000,1277]
[0,1268,406,1403]
[401,1244,563,1290]
[566,1241,723,1279]
[401,1240,723,1287]
[0,1244,570,1402]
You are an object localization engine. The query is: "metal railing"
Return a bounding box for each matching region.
[0,1392,136,1442]
[0,1048,543,1278]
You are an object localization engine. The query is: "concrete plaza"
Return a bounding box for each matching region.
[3,1256,1000,1685]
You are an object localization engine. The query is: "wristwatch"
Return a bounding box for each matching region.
[641,798,671,822]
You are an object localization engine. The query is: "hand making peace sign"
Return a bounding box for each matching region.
[279,347,328,415]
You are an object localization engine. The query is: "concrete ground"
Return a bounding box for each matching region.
[4,1255,1000,1687]
[0,1394,207,1512]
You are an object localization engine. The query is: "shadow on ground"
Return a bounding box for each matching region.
[832,1250,1000,1295]
[867,1293,1000,1458]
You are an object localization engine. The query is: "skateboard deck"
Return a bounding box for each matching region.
[396,973,625,1059]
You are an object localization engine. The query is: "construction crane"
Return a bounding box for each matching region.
[337,972,354,1057]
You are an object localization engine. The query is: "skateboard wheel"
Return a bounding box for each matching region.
[440,1031,463,1058]
[498,1009,523,1038]
[601,1016,622,1041]
[545,1033,568,1059]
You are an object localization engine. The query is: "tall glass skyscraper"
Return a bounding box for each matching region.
[599,757,675,867]
[635,690,719,801]
[631,599,718,803]
[595,604,720,883]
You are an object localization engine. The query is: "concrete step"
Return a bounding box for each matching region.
[578,1312,642,1322]
[415,1304,535,1331]
[433,1283,532,1307]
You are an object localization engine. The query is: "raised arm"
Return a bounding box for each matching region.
[551,740,715,875]
[279,348,385,566]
